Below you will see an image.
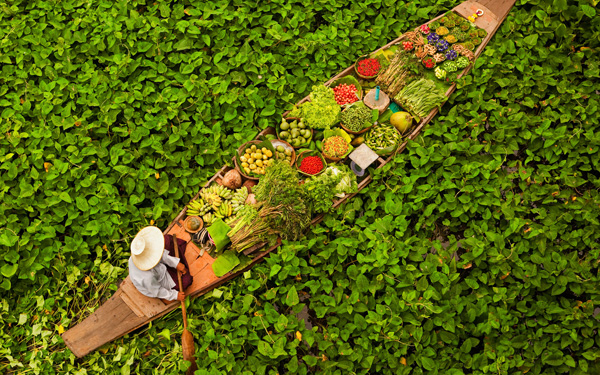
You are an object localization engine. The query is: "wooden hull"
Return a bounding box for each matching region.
[62,0,516,358]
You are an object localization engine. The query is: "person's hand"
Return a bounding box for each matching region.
[176,262,187,275]
[177,292,185,301]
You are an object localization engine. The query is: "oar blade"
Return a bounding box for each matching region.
[182,328,198,374]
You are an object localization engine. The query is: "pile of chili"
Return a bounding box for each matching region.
[357,58,380,77]
[299,156,324,175]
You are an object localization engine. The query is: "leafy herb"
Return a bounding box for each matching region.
[299,85,340,129]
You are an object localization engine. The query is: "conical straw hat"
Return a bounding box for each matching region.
[130,226,164,271]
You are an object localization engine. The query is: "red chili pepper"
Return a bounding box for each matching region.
[357,58,380,76]
[299,156,324,175]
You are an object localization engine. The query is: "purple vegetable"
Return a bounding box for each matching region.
[436,40,449,52]
[445,50,458,60]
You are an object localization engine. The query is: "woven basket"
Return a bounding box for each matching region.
[234,140,277,181]
[295,150,327,177]
[354,55,383,80]
[339,103,377,135]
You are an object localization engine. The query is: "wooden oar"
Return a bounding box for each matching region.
[173,234,198,375]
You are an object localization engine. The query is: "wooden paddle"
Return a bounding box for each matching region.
[172,234,198,375]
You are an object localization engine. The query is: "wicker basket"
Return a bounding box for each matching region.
[277,117,313,149]
[270,139,297,166]
[234,140,277,181]
[354,55,383,80]
[339,102,377,135]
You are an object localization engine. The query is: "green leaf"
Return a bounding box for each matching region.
[524,34,538,46]
[1,263,18,278]
[580,5,596,18]
[421,356,437,370]
[356,274,369,293]
[285,286,299,306]
[211,251,240,277]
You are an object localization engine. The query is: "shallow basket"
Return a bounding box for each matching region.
[339,102,377,135]
[270,139,297,166]
[295,150,327,177]
[328,75,364,106]
[354,55,385,80]
[321,139,349,163]
[234,140,277,181]
[277,117,313,149]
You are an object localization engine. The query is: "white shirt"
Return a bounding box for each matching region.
[128,250,181,301]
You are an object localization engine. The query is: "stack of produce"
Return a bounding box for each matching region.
[421,12,485,81]
[274,145,293,164]
[374,50,422,97]
[393,78,447,118]
[239,145,274,176]
[228,161,311,253]
[187,185,248,227]
[298,156,324,175]
[279,119,311,147]
[356,58,381,77]
[333,83,359,105]
[365,123,402,154]
[296,86,340,129]
[303,165,358,213]
[341,104,373,132]
[322,136,349,159]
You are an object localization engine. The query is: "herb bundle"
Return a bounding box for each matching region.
[375,50,423,97]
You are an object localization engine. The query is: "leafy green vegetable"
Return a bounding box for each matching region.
[304,165,358,213]
[299,85,340,129]
[211,250,240,277]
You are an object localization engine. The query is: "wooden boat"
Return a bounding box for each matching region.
[62,0,516,358]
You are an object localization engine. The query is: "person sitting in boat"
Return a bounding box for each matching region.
[129,226,193,302]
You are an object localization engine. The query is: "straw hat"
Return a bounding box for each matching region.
[130,226,164,271]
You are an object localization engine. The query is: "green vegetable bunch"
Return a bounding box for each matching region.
[304,165,358,213]
[341,104,373,132]
[253,160,311,240]
[300,85,340,129]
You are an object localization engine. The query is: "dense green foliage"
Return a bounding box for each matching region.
[1,0,599,373]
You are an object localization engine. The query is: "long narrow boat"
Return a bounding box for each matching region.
[63,0,516,358]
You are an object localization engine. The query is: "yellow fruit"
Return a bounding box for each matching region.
[251,145,257,151]
[241,162,249,168]
[265,150,273,158]
[249,164,256,169]
[240,156,248,162]
[245,148,252,154]
[263,155,268,160]
[244,167,251,174]
[247,158,254,164]
[261,147,268,153]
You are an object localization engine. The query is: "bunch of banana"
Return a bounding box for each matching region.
[214,201,233,219]
[186,198,211,216]
[230,186,248,213]
[202,184,233,200]
[202,212,214,226]
[200,190,222,210]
